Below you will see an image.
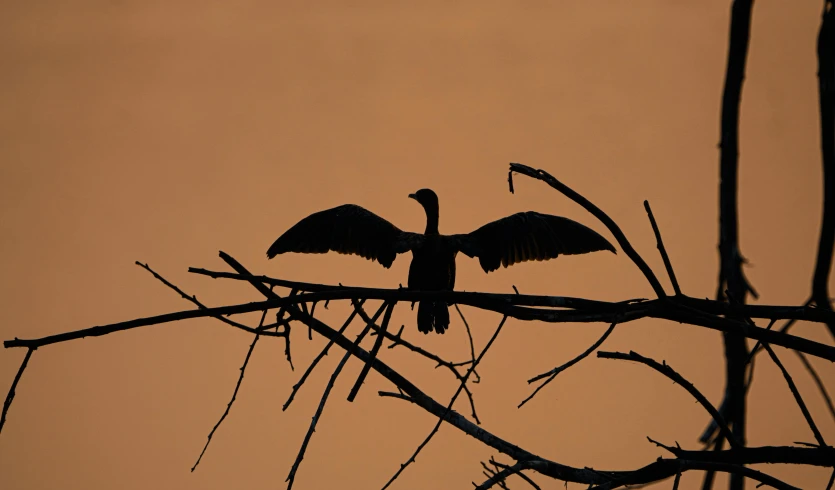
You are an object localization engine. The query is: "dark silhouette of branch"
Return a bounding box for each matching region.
[380,314,508,490]
[827,467,835,490]
[815,0,835,339]
[192,307,270,472]
[519,322,617,408]
[454,304,480,383]
[282,299,379,411]
[353,302,483,423]
[793,350,835,423]
[715,3,757,489]
[598,351,740,448]
[508,162,667,298]
[701,437,726,490]
[760,342,827,447]
[135,261,288,339]
[6,287,835,361]
[476,458,541,490]
[286,321,373,490]
[347,301,395,402]
[0,347,34,435]
[644,200,682,295]
[667,445,835,467]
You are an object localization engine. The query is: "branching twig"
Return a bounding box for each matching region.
[353,301,483,423]
[597,350,740,448]
[380,315,508,490]
[192,307,270,471]
[286,322,373,489]
[519,322,617,408]
[508,162,666,298]
[282,299,380,411]
[347,301,395,402]
[814,0,835,339]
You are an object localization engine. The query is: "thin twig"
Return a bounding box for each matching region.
[519,322,617,408]
[455,304,480,383]
[282,299,379,411]
[135,261,287,338]
[380,315,508,490]
[760,342,827,447]
[476,460,541,490]
[508,162,666,298]
[644,200,682,295]
[347,301,395,402]
[0,347,34,435]
[286,323,373,489]
[354,301,483,424]
[597,351,740,448]
[191,307,270,471]
[793,349,835,423]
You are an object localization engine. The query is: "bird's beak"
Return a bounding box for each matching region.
[408,193,417,200]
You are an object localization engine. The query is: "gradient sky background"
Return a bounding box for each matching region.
[1,1,833,489]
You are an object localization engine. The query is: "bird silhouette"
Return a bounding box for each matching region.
[267,188,615,334]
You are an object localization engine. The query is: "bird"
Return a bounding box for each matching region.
[267,188,615,334]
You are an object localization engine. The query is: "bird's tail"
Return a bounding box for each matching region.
[417,301,450,334]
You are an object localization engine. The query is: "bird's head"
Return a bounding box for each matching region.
[408,188,439,212]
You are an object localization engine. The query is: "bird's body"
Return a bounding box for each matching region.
[267,188,615,334]
[408,234,457,333]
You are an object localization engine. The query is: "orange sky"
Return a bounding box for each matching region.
[1,1,833,489]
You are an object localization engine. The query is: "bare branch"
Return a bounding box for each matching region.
[0,347,34,435]
[192,307,270,472]
[760,342,827,447]
[282,299,380,411]
[793,350,835,423]
[286,322,373,489]
[455,304,480,383]
[508,162,667,298]
[644,200,682,295]
[519,322,616,408]
[597,350,740,448]
[380,315,508,490]
[347,301,395,402]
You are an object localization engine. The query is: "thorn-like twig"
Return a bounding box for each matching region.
[380,315,508,490]
[520,322,617,408]
[598,350,741,448]
[286,323,373,489]
[509,162,666,298]
[282,299,378,411]
[192,307,270,471]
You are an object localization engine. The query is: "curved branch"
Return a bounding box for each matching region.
[508,162,667,298]
[597,350,740,448]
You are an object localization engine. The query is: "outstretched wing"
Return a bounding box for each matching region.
[267,204,422,268]
[452,212,615,273]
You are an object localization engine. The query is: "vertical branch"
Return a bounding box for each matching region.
[814,0,835,339]
[716,2,756,490]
